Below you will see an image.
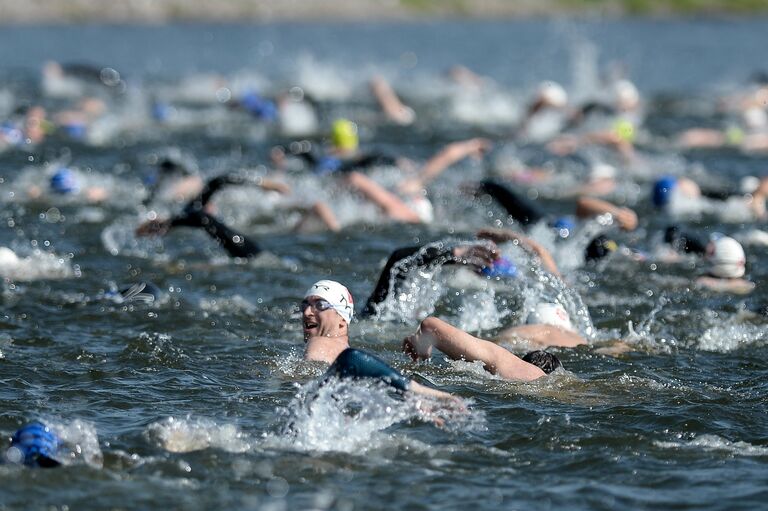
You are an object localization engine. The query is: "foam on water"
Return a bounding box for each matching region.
[698,321,768,353]
[145,416,252,453]
[655,434,768,457]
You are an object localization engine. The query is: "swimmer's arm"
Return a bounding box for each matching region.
[369,75,415,125]
[407,380,459,402]
[169,210,262,258]
[576,196,638,231]
[405,317,546,381]
[346,171,421,223]
[400,138,491,195]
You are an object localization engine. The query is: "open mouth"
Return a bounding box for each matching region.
[303,320,318,331]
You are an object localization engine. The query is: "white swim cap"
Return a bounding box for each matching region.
[407,194,434,224]
[740,175,760,195]
[742,107,768,131]
[304,280,354,324]
[537,81,568,108]
[707,235,746,279]
[589,163,617,180]
[613,80,640,109]
[527,302,573,331]
[0,246,19,267]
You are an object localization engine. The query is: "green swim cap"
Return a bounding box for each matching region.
[331,119,358,151]
[613,119,635,143]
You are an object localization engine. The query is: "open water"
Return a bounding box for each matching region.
[0,19,767,511]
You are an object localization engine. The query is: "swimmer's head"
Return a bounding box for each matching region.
[584,234,618,262]
[613,79,640,110]
[527,302,573,331]
[522,350,562,374]
[241,91,278,121]
[304,280,354,325]
[652,176,677,208]
[613,118,635,143]
[50,167,80,195]
[7,422,61,468]
[536,81,568,108]
[550,216,575,239]
[706,234,746,279]
[481,256,518,278]
[589,163,617,181]
[331,119,358,151]
[740,175,761,195]
[406,194,434,224]
[742,107,768,131]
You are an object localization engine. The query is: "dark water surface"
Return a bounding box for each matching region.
[1,20,767,511]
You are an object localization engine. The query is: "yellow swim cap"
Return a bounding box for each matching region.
[725,125,744,146]
[613,119,635,143]
[331,119,358,151]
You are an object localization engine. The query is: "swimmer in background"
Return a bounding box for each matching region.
[651,174,768,221]
[475,179,638,232]
[136,171,290,259]
[26,166,109,204]
[278,118,491,226]
[547,79,642,163]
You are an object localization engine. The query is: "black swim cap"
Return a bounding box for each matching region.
[522,350,562,374]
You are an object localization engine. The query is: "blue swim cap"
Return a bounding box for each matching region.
[50,167,80,195]
[62,123,86,140]
[241,91,278,121]
[481,257,518,278]
[9,422,61,467]
[151,101,171,122]
[550,216,575,238]
[652,176,677,207]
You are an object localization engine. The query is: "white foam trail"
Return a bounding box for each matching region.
[655,434,768,457]
[145,416,252,453]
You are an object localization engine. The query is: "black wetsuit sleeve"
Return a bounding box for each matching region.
[362,244,455,317]
[477,180,545,225]
[337,152,398,173]
[664,226,707,255]
[169,209,262,258]
[325,348,410,392]
[193,173,258,209]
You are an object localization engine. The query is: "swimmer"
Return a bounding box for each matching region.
[361,241,500,317]
[651,174,768,221]
[369,75,415,125]
[696,234,755,294]
[476,180,638,232]
[403,317,563,381]
[4,422,61,468]
[301,280,459,402]
[27,166,108,203]
[136,171,288,259]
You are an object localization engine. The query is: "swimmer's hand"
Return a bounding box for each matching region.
[408,382,468,427]
[397,178,425,196]
[451,243,498,269]
[613,207,638,231]
[403,333,433,361]
[135,219,171,237]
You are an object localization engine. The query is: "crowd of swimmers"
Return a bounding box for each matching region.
[3,59,768,467]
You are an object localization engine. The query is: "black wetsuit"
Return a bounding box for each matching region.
[166,173,263,258]
[663,225,707,255]
[361,244,458,317]
[280,144,397,175]
[324,348,410,392]
[477,180,545,226]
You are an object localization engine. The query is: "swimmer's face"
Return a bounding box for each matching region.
[301,296,346,339]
